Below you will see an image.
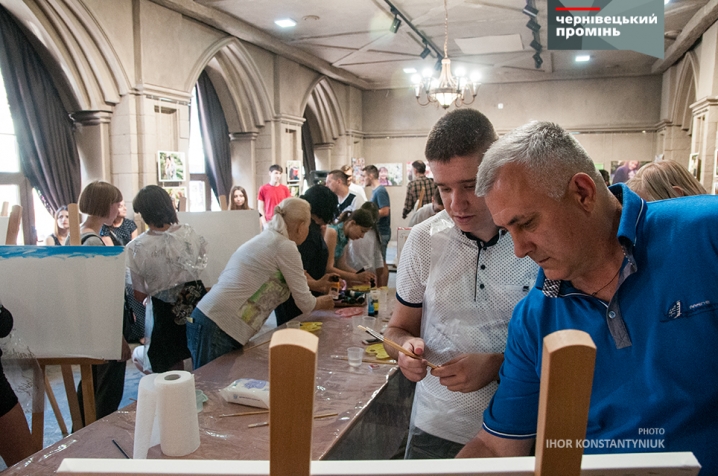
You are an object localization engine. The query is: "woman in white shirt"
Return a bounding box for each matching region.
[187,197,334,368]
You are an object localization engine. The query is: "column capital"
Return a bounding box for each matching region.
[71,110,113,126]
[229,132,259,142]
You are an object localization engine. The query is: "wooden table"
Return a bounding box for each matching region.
[5,307,414,474]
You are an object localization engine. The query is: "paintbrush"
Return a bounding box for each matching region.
[357,325,439,369]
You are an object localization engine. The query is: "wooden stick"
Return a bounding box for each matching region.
[332,355,397,365]
[249,412,339,428]
[219,409,269,418]
[0,201,8,217]
[357,325,439,369]
[535,329,596,476]
[68,203,81,245]
[219,194,228,211]
[5,205,22,245]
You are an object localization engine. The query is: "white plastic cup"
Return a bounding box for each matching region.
[352,315,365,335]
[361,316,376,334]
[347,347,364,367]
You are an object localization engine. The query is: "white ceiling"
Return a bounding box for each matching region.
[194,0,710,89]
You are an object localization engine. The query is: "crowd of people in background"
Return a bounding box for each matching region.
[2,118,716,470]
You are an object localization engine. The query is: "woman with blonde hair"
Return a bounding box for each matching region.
[228,185,250,210]
[627,160,707,201]
[45,206,69,245]
[187,197,334,368]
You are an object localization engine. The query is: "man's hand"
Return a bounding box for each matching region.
[430,352,503,393]
[395,337,431,382]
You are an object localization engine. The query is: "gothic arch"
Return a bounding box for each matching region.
[672,51,699,131]
[186,37,273,133]
[3,0,128,112]
[300,77,346,144]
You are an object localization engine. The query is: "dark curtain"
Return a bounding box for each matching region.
[0,5,81,213]
[195,71,232,202]
[301,114,316,175]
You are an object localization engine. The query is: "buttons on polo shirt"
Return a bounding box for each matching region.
[608,311,616,319]
[480,265,486,270]
[479,284,485,289]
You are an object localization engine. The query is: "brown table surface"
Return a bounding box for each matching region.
[6,306,412,474]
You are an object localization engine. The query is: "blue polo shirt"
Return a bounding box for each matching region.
[483,184,718,472]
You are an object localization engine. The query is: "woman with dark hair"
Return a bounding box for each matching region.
[324,207,377,285]
[274,185,340,325]
[45,206,69,245]
[73,181,130,423]
[126,185,208,373]
[228,185,250,211]
[100,200,138,246]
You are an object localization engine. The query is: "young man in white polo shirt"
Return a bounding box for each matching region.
[384,109,538,459]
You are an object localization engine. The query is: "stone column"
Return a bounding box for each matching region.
[71,110,113,187]
[229,131,258,206]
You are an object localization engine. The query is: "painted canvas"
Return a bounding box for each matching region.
[375,163,403,187]
[287,161,301,183]
[351,157,365,185]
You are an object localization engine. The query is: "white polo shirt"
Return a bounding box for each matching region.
[396,210,538,444]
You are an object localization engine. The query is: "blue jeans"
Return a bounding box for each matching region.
[186,307,242,369]
[404,427,465,459]
[379,232,391,262]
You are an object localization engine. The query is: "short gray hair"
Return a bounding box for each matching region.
[476,121,602,200]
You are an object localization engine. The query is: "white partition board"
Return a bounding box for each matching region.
[57,452,700,475]
[0,246,125,359]
[0,216,9,243]
[177,210,260,287]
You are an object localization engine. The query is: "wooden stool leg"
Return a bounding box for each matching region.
[31,364,45,452]
[79,364,97,426]
[44,373,68,436]
[61,365,83,432]
[269,329,319,476]
[535,329,597,476]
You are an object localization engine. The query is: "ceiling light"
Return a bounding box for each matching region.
[420,46,432,59]
[412,0,480,109]
[390,14,401,33]
[274,19,296,28]
[522,5,538,18]
[575,54,591,62]
[527,19,541,32]
[497,103,504,109]
[403,68,417,74]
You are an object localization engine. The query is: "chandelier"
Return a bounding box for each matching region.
[412,0,480,109]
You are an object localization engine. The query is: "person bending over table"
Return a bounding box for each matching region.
[458,121,718,475]
[187,198,334,369]
[324,207,377,286]
[274,185,340,326]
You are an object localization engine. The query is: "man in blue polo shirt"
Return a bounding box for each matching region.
[458,121,718,473]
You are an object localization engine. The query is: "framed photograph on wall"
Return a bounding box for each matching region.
[163,187,187,209]
[289,185,300,197]
[351,157,365,185]
[375,163,403,186]
[287,160,301,183]
[688,153,700,179]
[158,151,186,182]
[610,160,651,184]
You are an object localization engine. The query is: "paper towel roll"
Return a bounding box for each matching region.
[133,371,200,459]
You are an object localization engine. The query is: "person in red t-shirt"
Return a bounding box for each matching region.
[257,164,291,228]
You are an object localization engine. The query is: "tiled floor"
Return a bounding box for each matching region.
[1,244,398,470]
